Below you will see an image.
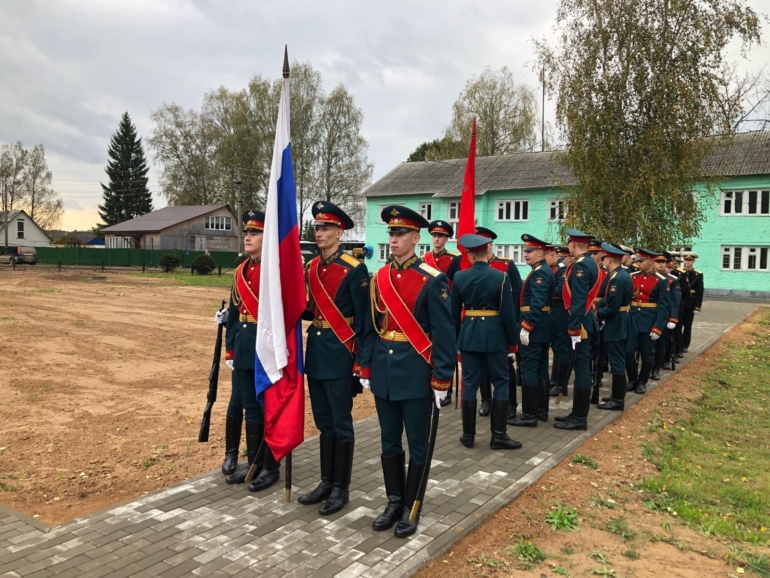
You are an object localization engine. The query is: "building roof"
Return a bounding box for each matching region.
[364,130,770,199]
[0,210,52,239]
[101,205,232,233]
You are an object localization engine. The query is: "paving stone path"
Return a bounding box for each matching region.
[0,300,759,578]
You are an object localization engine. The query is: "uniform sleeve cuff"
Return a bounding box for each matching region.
[358,366,371,379]
[651,327,662,336]
[568,328,582,337]
[352,362,362,376]
[225,350,234,360]
[431,378,451,391]
[669,318,678,324]
[521,320,535,332]
[507,345,518,354]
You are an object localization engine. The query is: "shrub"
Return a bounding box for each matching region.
[233,253,249,267]
[192,254,216,275]
[158,254,182,273]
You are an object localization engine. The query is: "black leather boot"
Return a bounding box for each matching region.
[490,400,522,450]
[597,375,627,411]
[320,440,354,515]
[508,365,518,420]
[554,387,590,431]
[440,388,453,407]
[394,460,425,538]
[225,422,262,484]
[478,376,491,417]
[221,415,243,475]
[298,436,335,505]
[651,350,665,381]
[551,360,571,397]
[508,386,538,427]
[537,379,550,422]
[460,400,477,448]
[662,343,672,370]
[248,446,280,492]
[372,453,405,531]
[626,358,639,392]
[637,361,652,395]
[549,360,558,392]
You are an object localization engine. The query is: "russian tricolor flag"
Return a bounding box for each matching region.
[255,48,305,463]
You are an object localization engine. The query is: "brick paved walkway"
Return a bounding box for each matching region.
[0,300,759,578]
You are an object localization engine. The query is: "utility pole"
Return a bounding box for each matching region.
[2,179,8,250]
[541,64,546,152]
[234,168,243,251]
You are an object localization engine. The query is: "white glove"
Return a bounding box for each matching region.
[519,328,530,347]
[694,309,700,314]
[650,331,661,341]
[214,309,228,325]
[507,352,514,358]
[571,335,581,349]
[434,390,447,408]
[667,321,676,330]
[599,321,606,331]
[225,360,234,371]
[360,378,370,390]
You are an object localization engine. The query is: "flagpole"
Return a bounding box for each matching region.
[285,452,292,502]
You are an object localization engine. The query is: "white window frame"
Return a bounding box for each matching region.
[378,205,391,226]
[721,245,770,271]
[108,236,118,249]
[16,219,24,239]
[417,244,430,257]
[205,216,233,231]
[123,236,133,249]
[418,203,432,221]
[496,199,529,222]
[446,202,460,240]
[494,244,526,265]
[547,199,566,222]
[720,189,770,216]
[378,243,391,262]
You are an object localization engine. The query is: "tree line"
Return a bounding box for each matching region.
[0,143,63,231]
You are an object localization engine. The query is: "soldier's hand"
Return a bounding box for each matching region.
[650,331,661,341]
[433,390,447,409]
[215,309,228,325]
[225,360,234,371]
[694,309,700,314]
[667,321,676,330]
[599,321,606,331]
[519,328,530,347]
[571,335,581,349]
[359,378,370,390]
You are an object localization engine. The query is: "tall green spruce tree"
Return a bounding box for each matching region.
[98,112,152,227]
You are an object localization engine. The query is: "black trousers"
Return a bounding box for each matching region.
[682,309,695,349]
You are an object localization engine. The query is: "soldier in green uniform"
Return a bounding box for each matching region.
[215,210,278,493]
[298,202,370,516]
[680,252,704,353]
[508,235,555,428]
[452,234,521,450]
[595,243,634,411]
[626,249,670,395]
[546,245,571,398]
[588,239,608,394]
[620,246,637,273]
[651,251,680,381]
[553,229,600,431]
[361,206,456,538]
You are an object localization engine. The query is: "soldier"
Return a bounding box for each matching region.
[452,234,521,450]
[546,245,571,398]
[595,243,634,411]
[670,253,687,360]
[476,226,523,419]
[651,251,680,381]
[626,249,670,395]
[662,253,683,370]
[620,245,637,273]
[215,210,279,493]
[557,246,572,264]
[508,234,555,428]
[553,228,600,431]
[680,252,704,353]
[298,202,369,516]
[588,239,609,395]
[422,220,461,407]
[360,205,455,538]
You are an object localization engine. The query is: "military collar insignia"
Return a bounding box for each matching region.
[249,255,261,264]
[322,250,342,265]
[390,208,400,216]
[432,249,446,257]
[392,255,418,270]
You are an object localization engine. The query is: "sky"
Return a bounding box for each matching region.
[1,0,769,231]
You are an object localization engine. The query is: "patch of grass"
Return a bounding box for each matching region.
[590,566,617,577]
[571,453,598,470]
[590,551,612,564]
[0,317,17,322]
[507,538,546,566]
[605,516,636,541]
[29,289,57,294]
[641,442,657,460]
[132,271,232,287]
[561,545,575,555]
[553,566,570,576]
[467,553,509,571]
[546,502,580,531]
[622,549,640,560]
[637,308,770,545]
[590,495,617,510]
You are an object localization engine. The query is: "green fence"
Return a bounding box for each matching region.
[36,247,242,269]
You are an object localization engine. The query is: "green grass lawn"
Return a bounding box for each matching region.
[640,308,770,548]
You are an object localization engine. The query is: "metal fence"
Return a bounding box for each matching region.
[36,247,242,268]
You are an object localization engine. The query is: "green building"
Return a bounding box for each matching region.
[362,130,770,297]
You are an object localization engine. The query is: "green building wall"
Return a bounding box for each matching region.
[364,176,770,296]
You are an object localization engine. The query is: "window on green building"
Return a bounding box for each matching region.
[419,203,432,220]
[418,244,430,256]
[496,200,529,222]
[446,202,460,239]
[495,244,525,265]
[721,246,769,271]
[378,244,390,262]
[721,190,770,216]
[548,199,566,221]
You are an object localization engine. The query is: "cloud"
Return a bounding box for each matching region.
[63,199,84,211]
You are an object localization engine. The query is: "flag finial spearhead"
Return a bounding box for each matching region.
[283,45,290,78]
[472,117,476,137]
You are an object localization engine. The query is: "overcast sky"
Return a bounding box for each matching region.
[1,0,769,231]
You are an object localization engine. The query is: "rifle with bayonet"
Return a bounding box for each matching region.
[198,299,227,443]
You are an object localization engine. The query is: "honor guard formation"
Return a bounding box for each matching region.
[213,206,704,538]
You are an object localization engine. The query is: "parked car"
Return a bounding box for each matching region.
[0,246,38,265]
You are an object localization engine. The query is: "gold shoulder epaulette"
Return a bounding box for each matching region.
[496,256,511,262]
[419,263,441,277]
[448,251,460,256]
[559,262,566,268]
[630,270,640,276]
[577,256,585,262]
[694,269,703,274]
[677,267,686,273]
[655,272,666,280]
[340,253,360,268]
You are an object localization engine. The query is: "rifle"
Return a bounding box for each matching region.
[590,330,604,405]
[410,400,440,522]
[198,300,227,443]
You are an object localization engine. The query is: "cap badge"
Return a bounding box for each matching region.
[248,210,255,216]
[316,202,324,210]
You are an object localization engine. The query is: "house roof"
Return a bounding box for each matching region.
[101,205,232,233]
[0,210,52,239]
[363,130,770,199]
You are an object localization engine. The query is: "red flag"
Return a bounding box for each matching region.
[457,118,477,270]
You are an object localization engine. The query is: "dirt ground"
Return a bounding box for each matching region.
[0,267,375,526]
[418,309,769,578]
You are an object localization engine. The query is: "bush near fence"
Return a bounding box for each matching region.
[36,247,241,269]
